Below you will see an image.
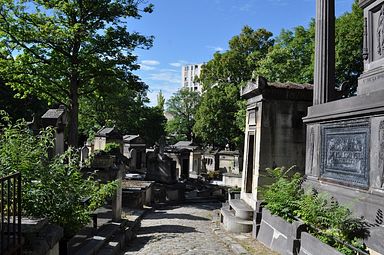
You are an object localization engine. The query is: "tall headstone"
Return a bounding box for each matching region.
[304,1,384,253]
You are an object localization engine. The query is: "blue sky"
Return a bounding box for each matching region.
[129,0,355,106]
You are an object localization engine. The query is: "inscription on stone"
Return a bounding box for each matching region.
[248,110,256,125]
[325,134,365,171]
[321,120,369,188]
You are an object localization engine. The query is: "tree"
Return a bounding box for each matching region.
[199,26,274,89]
[0,0,154,146]
[78,83,166,146]
[140,106,167,146]
[193,85,243,148]
[195,26,274,149]
[0,80,48,121]
[166,88,200,141]
[255,24,315,83]
[335,0,363,95]
[156,90,165,112]
[255,0,363,93]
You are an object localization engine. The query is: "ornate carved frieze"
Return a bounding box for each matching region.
[321,119,370,188]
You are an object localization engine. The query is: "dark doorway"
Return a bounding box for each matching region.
[136,151,142,169]
[171,161,176,180]
[182,158,189,178]
[246,134,255,193]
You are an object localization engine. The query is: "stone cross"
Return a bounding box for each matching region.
[313,0,336,105]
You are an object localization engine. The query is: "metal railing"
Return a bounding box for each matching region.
[0,172,22,255]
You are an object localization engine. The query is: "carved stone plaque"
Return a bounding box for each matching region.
[248,110,256,125]
[321,119,370,188]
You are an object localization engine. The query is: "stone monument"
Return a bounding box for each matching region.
[304,0,384,253]
[240,77,313,209]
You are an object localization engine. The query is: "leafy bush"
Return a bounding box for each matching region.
[104,142,121,153]
[296,190,368,255]
[263,166,368,255]
[0,114,117,237]
[262,166,302,221]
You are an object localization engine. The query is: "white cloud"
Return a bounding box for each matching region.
[141,60,160,66]
[148,71,181,84]
[169,60,188,68]
[170,62,182,67]
[139,64,156,71]
[207,45,224,52]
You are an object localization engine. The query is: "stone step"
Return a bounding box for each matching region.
[67,227,96,254]
[96,231,126,255]
[71,223,121,255]
[229,199,253,220]
[221,207,253,233]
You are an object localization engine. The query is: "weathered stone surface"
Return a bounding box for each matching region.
[257,209,292,255]
[299,232,342,255]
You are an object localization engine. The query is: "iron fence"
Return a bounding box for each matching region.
[0,172,22,255]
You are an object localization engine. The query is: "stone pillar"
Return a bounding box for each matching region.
[313,0,336,105]
[112,167,123,221]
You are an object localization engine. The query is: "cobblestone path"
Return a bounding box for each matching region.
[124,203,234,255]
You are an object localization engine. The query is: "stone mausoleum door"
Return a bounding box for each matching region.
[245,133,255,193]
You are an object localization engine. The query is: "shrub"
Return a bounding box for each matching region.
[0,114,117,237]
[262,166,302,221]
[104,142,121,153]
[296,190,368,255]
[263,166,368,255]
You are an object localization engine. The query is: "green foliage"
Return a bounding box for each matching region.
[104,142,121,153]
[0,81,48,122]
[0,115,117,237]
[335,0,363,95]
[263,166,368,255]
[0,0,154,146]
[296,190,367,255]
[166,88,200,142]
[194,85,244,148]
[195,27,273,150]
[262,166,302,221]
[255,0,363,92]
[255,24,315,83]
[157,90,165,112]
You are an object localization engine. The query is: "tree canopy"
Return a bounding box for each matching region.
[166,88,200,142]
[195,27,274,148]
[0,0,154,146]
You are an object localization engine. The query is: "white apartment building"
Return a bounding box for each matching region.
[181,63,203,93]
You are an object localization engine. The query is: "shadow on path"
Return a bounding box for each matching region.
[139,224,198,234]
[145,212,209,221]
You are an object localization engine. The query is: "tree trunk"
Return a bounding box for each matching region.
[68,78,79,147]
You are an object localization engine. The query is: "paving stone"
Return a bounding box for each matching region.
[124,203,234,255]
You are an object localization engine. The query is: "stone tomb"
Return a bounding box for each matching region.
[123,134,147,173]
[240,77,312,209]
[221,77,312,234]
[304,0,384,253]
